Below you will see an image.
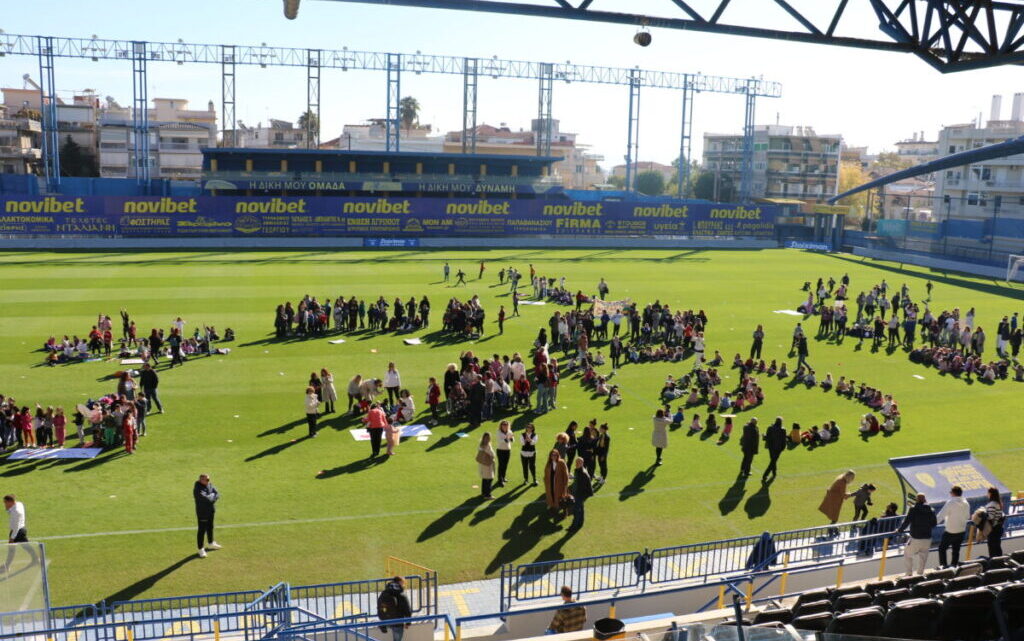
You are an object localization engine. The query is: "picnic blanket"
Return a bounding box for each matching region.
[349,424,432,441]
[328,339,346,344]
[9,448,103,460]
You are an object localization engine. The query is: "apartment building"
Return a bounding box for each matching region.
[99,98,216,180]
[227,119,310,149]
[703,124,842,203]
[0,103,41,174]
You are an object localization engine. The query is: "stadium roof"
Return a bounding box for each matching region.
[205,147,560,164]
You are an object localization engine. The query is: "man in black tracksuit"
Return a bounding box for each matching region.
[378,577,413,641]
[739,418,759,478]
[193,474,221,558]
[140,363,162,413]
[761,418,786,482]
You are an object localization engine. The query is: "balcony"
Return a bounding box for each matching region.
[0,146,42,159]
[0,118,42,132]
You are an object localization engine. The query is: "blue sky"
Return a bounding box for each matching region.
[4,0,1023,169]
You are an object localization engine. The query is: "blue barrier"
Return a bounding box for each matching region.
[500,550,644,611]
[272,613,455,641]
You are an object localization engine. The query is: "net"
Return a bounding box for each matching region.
[0,542,50,632]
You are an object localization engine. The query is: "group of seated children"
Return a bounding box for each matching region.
[909,346,1010,383]
[792,420,841,447]
[670,409,734,445]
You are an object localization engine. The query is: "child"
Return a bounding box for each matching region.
[514,377,532,409]
[789,422,802,444]
[717,416,733,445]
[607,385,622,406]
[671,407,685,427]
[689,413,703,433]
[53,407,67,447]
[777,363,789,378]
[595,376,610,395]
[426,378,441,426]
[821,373,833,391]
[850,483,876,521]
[685,387,701,406]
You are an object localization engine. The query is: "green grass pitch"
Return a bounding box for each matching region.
[1,248,1021,606]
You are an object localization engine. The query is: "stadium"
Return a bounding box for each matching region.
[3,2,1024,641]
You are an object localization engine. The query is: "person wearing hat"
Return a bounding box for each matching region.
[850,483,876,521]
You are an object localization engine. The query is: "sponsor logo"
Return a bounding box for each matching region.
[443,200,511,215]
[119,215,172,227]
[177,217,233,229]
[234,215,262,234]
[632,204,688,218]
[122,198,198,214]
[4,197,84,214]
[341,199,412,215]
[542,203,603,217]
[785,241,832,251]
[709,206,762,220]
[555,218,601,230]
[234,198,307,214]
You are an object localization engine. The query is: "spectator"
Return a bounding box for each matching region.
[546,586,587,634]
[377,576,412,641]
[193,474,222,558]
[985,486,1005,557]
[543,449,569,519]
[569,457,593,532]
[738,418,759,478]
[937,485,970,567]
[850,483,876,521]
[898,493,937,576]
[475,433,496,500]
[304,386,320,438]
[819,470,856,531]
[761,417,786,482]
[651,409,670,466]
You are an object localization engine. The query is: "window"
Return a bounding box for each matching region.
[274,133,284,142]
[949,145,956,153]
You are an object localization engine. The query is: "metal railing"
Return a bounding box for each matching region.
[273,613,454,641]
[289,574,436,623]
[500,550,644,611]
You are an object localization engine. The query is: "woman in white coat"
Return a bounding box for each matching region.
[476,432,496,499]
[652,409,671,466]
[320,368,337,414]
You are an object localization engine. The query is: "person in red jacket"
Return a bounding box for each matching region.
[364,403,389,458]
[426,377,441,426]
[122,404,138,454]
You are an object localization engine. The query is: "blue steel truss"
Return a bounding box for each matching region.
[536,62,554,157]
[624,69,641,192]
[461,57,478,154]
[131,41,150,185]
[321,0,1024,73]
[386,53,401,152]
[36,36,60,188]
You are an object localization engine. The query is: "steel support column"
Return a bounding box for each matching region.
[461,57,478,154]
[221,45,236,147]
[36,36,60,188]
[306,49,321,149]
[676,75,695,198]
[386,53,401,152]
[131,41,150,186]
[536,62,553,157]
[624,69,641,192]
[739,79,757,202]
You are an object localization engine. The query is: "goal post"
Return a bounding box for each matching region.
[1007,254,1024,283]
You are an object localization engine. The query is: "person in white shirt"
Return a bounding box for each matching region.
[936,485,971,567]
[494,420,515,488]
[384,363,402,406]
[520,423,539,486]
[172,317,186,333]
[4,494,36,569]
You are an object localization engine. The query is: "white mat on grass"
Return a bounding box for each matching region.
[520,301,546,306]
[120,358,144,365]
[773,309,804,316]
[349,424,432,441]
[328,339,346,344]
[403,338,423,345]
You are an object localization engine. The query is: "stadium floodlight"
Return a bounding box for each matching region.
[634,29,652,47]
[284,0,300,19]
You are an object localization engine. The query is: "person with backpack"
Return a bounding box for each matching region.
[377,576,412,641]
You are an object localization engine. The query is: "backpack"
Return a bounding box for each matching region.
[377,589,399,631]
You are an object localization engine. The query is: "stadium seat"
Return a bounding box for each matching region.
[793,599,832,618]
[986,556,1011,570]
[873,587,912,607]
[958,562,984,577]
[983,568,1017,585]
[751,608,793,625]
[910,579,946,599]
[924,567,956,581]
[945,574,984,592]
[881,598,942,640]
[794,588,830,609]
[864,579,896,595]
[828,584,865,602]
[937,588,998,641]
[997,582,1024,631]
[791,611,833,631]
[834,592,874,612]
[826,606,885,636]
[1010,550,1024,565]
[896,574,927,589]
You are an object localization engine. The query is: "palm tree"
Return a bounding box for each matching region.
[297,110,320,139]
[399,97,420,132]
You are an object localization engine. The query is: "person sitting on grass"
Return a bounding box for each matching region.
[607,386,622,406]
[804,369,817,387]
[689,413,703,433]
[821,373,834,391]
[594,376,610,396]
[717,417,733,445]
[859,413,880,436]
[777,363,789,378]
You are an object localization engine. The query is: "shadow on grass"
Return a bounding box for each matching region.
[258,418,306,437]
[719,476,748,516]
[418,496,486,543]
[316,454,389,479]
[744,480,772,519]
[245,435,310,462]
[618,464,657,502]
[469,484,532,526]
[95,555,197,605]
[485,499,562,573]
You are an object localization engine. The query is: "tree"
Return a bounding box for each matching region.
[607,175,626,189]
[635,170,666,196]
[871,151,913,174]
[668,159,701,196]
[297,110,319,139]
[693,170,736,202]
[837,161,870,227]
[399,96,420,132]
[59,135,98,177]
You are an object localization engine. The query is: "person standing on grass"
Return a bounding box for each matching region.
[443,262,450,282]
[494,420,514,488]
[796,335,809,369]
[4,494,37,570]
[140,363,163,413]
[365,403,388,458]
[819,470,856,530]
[568,457,593,532]
[321,369,337,414]
[520,423,538,486]
[455,269,467,287]
[761,417,786,482]
[750,325,764,360]
[651,409,670,466]
[937,485,970,567]
[479,261,486,280]
[346,374,362,414]
[512,291,520,317]
[498,306,506,334]
[304,386,320,438]
[122,404,138,454]
[897,493,936,576]
[739,418,759,478]
[384,363,402,406]
[476,433,496,500]
[594,423,611,483]
[193,474,221,558]
[544,448,570,518]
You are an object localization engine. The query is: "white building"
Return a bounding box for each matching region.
[0,103,41,175]
[324,119,444,153]
[934,94,1024,220]
[99,97,216,180]
[228,119,310,149]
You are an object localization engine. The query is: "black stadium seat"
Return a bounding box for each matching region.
[945,574,983,592]
[794,588,830,609]
[829,584,865,602]
[938,588,998,641]
[983,568,1016,585]
[924,567,956,581]
[792,611,833,631]
[1010,550,1024,565]
[752,608,793,625]
[896,574,927,590]
[985,555,1011,570]
[997,582,1024,631]
[873,587,912,607]
[864,579,896,595]
[958,562,984,577]
[882,598,942,640]
[835,592,874,612]
[793,599,832,618]
[826,606,885,636]
[910,579,946,599]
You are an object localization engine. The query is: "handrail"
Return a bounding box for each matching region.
[273,613,456,640]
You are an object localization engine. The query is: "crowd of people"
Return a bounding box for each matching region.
[274,295,432,337]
